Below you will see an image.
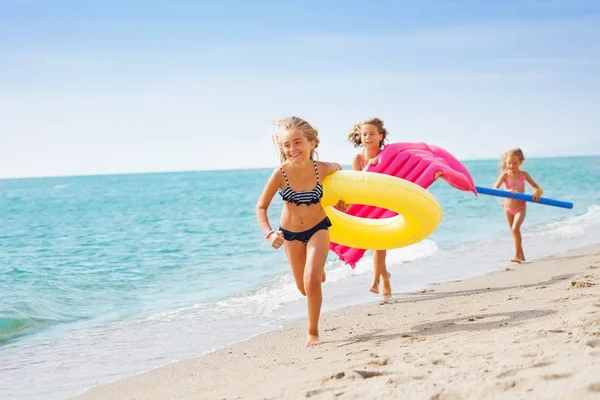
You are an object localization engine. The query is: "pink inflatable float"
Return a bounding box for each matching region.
[329,142,476,267]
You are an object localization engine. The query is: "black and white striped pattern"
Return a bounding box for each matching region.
[278,160,323,206]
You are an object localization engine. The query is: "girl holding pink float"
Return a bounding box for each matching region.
[332,119,477,294]
[336,118,393,297]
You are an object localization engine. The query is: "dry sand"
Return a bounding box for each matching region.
[73,244,600,399]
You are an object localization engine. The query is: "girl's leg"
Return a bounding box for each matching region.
[504,211,519,262]
[304,229,330,347]
[371,250,391,297]
[512,208,527,261]
[284,239,308,295]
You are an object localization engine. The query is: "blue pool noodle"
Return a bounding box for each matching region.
[475,186,573,209]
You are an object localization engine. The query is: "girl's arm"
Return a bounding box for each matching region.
[321,161,343,177]
[523,171,543,201]
[319,160,345,211]
[256,169,283,235]
[351,154,362,171]
[493,172,508,189]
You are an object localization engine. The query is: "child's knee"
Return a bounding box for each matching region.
[303,271,322,290]
[511,225,520,234]
[295,283,306,296]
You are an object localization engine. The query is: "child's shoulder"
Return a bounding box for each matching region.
[315,160,335,169]
[269,165,286,179]
[316,160,342,176]
[273,163,286,172]
[314,160,329,170]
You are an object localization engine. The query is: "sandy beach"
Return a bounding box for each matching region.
[73,244,600,400]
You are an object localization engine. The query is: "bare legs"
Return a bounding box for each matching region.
[284,229,330,347]
[505,208,526,262]
[369,250,391,297]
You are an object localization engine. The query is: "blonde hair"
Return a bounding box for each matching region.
[501,148,525,171]
[272,116,320,164]
[347,117,389,148]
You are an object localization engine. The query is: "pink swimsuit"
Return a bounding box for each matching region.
[503,173,526,215]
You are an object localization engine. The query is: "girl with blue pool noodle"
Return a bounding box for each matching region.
[256,116,342,347]
[493,148,543,263]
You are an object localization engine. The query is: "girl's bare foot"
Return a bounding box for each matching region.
[510,258,522,263]
[369,279,379,294]
[306,333,321,347]
[382,272,392,297]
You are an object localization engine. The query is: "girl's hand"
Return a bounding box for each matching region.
[532,189,542,202]
[335,199,349,212]
[362,158,379,171]
[267,231,284,249]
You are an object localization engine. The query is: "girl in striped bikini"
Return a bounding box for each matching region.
[493,148,543,263]
[256,116,342,347]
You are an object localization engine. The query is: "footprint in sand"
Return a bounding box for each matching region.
[322,372,345,382]
[500,380,517,390]
[497,369,519,378]
[586,339,600,348]
[368,358,391,366]
[532,361,555,368]
[571,281,597,289]
[353,370,387,379]
[542,372,572,380]
[467,316,485,322]
[588,383,600,393]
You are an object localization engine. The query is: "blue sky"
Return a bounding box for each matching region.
[1,0,599,178]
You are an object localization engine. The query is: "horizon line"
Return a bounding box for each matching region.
[1,154,597,181]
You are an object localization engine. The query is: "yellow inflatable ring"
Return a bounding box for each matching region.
[321,170,442,250]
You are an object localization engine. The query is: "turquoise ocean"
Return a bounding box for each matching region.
[1,156,600,399]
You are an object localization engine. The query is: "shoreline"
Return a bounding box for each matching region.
[73,243,600,399]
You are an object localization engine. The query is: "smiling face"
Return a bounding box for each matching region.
[506,155,522,172]
[280,128,315,164]
[360,124,383,151]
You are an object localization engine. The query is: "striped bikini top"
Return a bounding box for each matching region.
[278,160,324,206]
